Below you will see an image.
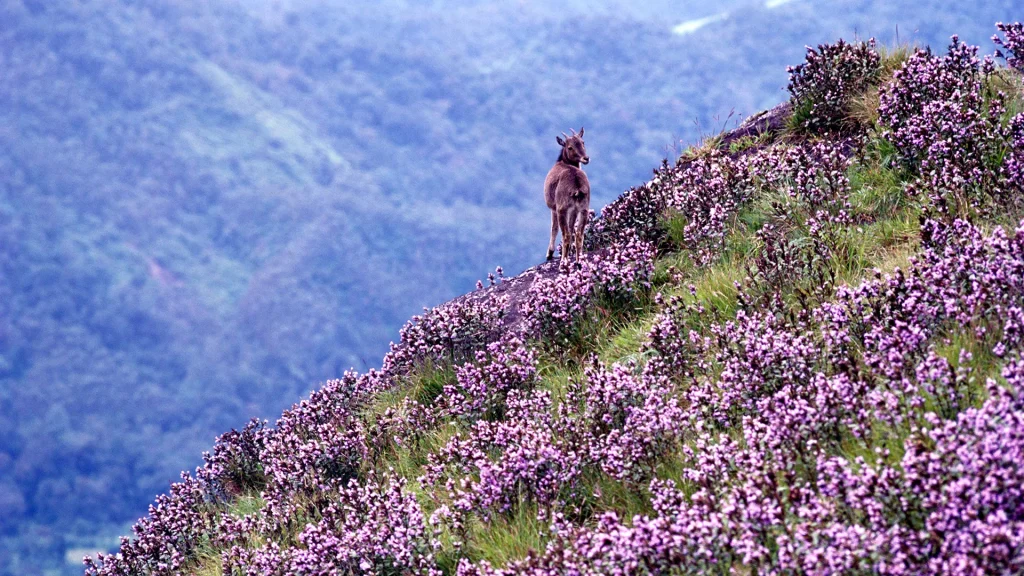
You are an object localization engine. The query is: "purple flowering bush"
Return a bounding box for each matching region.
[443,337,538,423]
[788,38,881,133]
[383,296,508,375]
[564,361,684,484]
[459,217,1024,576]
[520,232,656,352]
[198,418,268,499]
[589,232,656,307]
[664,150,746,265]
[994,21,1024,71]
[739,140,856,309]
[83,473,218,576]
[519,262,594,348]
[422,390,584,531]
[878,37,984,163]
[365,395,440,465]
[878,35,1020,218]
[1005,112,1024,194]
[222,473,439,576]
[587,176,670,249]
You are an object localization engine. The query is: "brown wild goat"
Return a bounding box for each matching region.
[544,127,590,261]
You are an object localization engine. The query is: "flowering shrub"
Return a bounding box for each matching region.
[994,21,1024,71]
[222,474,439,576]
[383,296,507,375]
[590,143,750,265]
[565,361,684,483]
[422,390,584,529]
[1005,112,1024,194]
[646,292,714,377]
[520,234,655,351]
[746,140,854,212]
[519,262,593,346]
[878,35,1017,218]
[443,337,538,422]
[366,396,440,464]
[787,38,881,133]
[739,141,855,309]
[687,309,819,426]
[665,150,746,265]
[197,418,268,499]
[590,150,742,257]
[257,373,372,529]
[586,167,672,249]
[460,218,1024,576]
[878,37,984,163]
[83,474,218,576]
[589,232,656,307]
[777,367,1024,574]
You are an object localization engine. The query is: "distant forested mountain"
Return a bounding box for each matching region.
[0,0,1017,573]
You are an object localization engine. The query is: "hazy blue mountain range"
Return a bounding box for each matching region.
[0,0,1017,573]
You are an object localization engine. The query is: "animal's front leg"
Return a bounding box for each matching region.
[547,210,558,261]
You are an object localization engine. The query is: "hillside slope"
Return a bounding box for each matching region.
[82,23,1024,575]
[6,1,1024,573]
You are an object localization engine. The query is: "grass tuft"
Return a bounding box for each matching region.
[847,42,918,128]
[463,505,550,568]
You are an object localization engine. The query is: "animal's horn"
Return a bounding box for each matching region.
[561,131,570,141]
[570,128,577,136]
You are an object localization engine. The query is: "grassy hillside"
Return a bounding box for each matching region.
[81,23,1024,575]
[2,1,1022,574]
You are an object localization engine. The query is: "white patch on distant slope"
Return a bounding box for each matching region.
[672,12,729,36]
[765,0,798,8]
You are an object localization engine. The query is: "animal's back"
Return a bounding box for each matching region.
[545,163,590,210]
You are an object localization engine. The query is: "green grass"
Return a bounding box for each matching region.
[728,131,772,155]
[193,548,225,576]
[878,43,917,78]
[985,67,1024,120]
[363,360,455,421]
[228,493,267,517]
[681,258,747,317]
[597,315,659,366]
[848,152,912,218]
[375,424,461,490]
[580,470,656,519]
[786,96,816,135]
[680,133,724,162]
[461,505,551,568]
[411,361,457,406]
[536,360,579,403]
[838,421,912,471]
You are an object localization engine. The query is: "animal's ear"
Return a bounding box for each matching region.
[578,127,584,137]
[556,136,565,146]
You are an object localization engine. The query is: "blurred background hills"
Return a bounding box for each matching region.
[0,0,1017,573]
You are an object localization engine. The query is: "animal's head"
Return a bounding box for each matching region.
[556,127,589,165]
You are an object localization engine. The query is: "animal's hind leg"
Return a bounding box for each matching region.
[558,209,571,262]
[547,210,558,261]
[574,212,587,261]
